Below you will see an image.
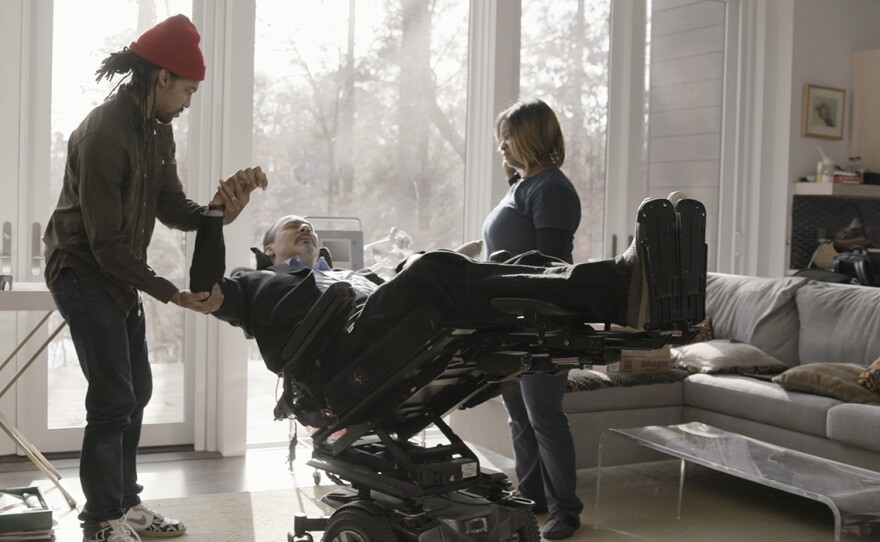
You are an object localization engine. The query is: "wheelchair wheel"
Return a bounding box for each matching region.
[322,508,397,542]
[515,509,541,542]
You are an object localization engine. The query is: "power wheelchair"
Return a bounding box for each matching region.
[277,199,708,542]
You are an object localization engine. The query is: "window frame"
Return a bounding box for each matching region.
[6,0,748,454]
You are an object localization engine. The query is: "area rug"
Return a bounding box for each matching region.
[46,462,844,542]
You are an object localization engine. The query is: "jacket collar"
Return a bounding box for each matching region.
[270,257,315,275]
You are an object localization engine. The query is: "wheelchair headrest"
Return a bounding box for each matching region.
[250,247,274,270]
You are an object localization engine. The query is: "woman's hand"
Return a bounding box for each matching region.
[210,166,269,224]
[455,239,483,259]
[502,159,519,182]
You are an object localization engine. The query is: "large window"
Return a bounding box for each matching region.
[1,0,736,451]
[247,0,469,444]
[47,0,192,429]
[252,0,469,254]
[520,0,611,262]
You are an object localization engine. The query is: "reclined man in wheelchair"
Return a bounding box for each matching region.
[187,196,706,541]
[189,196,706,431]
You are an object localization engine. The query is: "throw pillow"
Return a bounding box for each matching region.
[773,363,880,405]
[671,340,788,374]
[858,356,880,396]
[689,316,714,344]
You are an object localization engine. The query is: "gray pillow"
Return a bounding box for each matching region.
[706,273,807,366]
[773,363,880,405]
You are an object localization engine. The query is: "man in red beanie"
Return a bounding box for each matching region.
[43,14,267,542]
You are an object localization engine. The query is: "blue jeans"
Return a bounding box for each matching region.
[502,373,583,515]
[49,268,151,524]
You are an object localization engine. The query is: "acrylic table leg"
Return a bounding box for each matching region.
[594,435,606,529]
[677,458,686,520]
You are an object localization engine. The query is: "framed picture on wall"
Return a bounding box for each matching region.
[801,84,846,140]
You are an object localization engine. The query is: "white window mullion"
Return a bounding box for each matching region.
[462,0,520,244]
[718,0,794,277]
[189,0,257,456]
[605,0,647,258]
[16,0,55,454]
[717,0,746,273]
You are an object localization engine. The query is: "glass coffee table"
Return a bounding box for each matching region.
[595,422,880,541]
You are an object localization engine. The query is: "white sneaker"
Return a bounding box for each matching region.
[125,504,186,538]
[83,518,141,542]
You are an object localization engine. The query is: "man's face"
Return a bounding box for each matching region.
[265,216,321,266]
[153,70,199,124]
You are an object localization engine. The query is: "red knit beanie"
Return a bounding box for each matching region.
[129,14,205,81]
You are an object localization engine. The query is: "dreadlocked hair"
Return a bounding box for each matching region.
[95,47,176,121]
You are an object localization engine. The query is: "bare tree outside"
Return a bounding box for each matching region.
[252,0,469,255]
[520,0,611,262]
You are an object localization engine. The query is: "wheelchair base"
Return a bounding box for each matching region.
[289,426,541,542]
[289,484,539,542]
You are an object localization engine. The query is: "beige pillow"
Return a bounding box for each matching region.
[671,340,788,374]
[773,363,880,405]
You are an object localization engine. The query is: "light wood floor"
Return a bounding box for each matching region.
[0,432,863,542]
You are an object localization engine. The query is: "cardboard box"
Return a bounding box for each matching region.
[833,171,862,184]
[593,345,672,373]
[0,487,52,533]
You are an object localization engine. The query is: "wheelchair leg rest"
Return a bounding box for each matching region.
[674,198,708,324]
[638,199,679,330]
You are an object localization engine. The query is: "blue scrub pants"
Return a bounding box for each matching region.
[502,372,584,515]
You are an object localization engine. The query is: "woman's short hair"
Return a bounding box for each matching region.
[495,99,565,169]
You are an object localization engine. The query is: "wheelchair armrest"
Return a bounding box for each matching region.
[281,282,358,379]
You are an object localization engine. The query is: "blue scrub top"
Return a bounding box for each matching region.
[482,167,581,262]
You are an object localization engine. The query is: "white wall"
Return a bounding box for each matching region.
[788,0,880,179]
[729,0,880,277]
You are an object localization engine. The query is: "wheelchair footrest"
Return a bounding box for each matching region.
[674,198,707,324]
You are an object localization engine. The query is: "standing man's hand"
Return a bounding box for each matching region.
[211,166,269,224]
[173,283,224,314]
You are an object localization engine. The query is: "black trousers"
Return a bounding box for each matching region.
[343,249,623,355]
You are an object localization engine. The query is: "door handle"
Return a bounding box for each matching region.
[31,222,44,277]
[1,222,10,275]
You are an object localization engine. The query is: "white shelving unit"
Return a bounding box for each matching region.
[792,182,880,198]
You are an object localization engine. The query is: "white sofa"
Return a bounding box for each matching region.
[449,273,880,472]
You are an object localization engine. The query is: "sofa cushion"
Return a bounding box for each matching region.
[705,273,806,366]
[796,281,880,366]
[772,363,880,405]
[563,382,684,413]
[683,374,835,438]
[826,403,880,453]
[672,340,788,374]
